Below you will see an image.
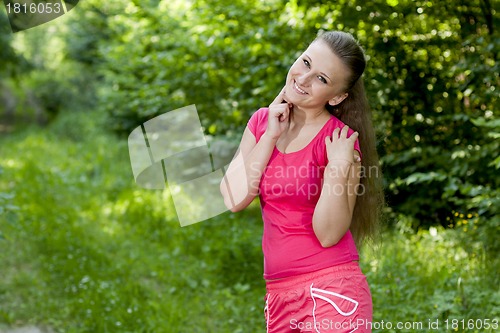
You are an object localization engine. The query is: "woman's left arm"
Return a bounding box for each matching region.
[312,125,361,247]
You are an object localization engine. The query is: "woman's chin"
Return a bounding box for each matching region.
[286,96,311,108]
[285,93,304,105]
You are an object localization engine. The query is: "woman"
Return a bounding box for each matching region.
[220,31,383,333]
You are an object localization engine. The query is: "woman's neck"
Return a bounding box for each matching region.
[290,105,331,125]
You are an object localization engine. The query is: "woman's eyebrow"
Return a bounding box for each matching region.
[304,54,332,82]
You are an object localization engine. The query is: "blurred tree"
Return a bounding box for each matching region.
[0,11,31,78]
[0,11,31,123]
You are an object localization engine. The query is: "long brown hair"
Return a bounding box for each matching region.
[316,31,385,247]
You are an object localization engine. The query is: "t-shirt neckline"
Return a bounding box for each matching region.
[275,116,334,155]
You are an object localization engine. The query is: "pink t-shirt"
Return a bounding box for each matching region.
[247,107,361,280]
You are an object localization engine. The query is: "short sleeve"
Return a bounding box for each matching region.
[247,107,269,143]
[321,116,363,164]
[353,136,362,161]
[342,122,362,161]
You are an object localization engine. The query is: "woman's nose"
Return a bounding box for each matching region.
[297,73,312,86]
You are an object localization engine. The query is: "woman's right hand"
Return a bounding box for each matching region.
[265,87,292,140]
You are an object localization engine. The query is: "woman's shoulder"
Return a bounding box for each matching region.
[323,114,359,137]
[247,107,269,141]
[325,114,346,130]
[312,115,345,141]
[322,114,362,158]
[251,107,269,120]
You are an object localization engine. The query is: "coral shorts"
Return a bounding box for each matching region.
[264,262,372,333]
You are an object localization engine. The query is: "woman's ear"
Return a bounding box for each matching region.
[328,92,348,106]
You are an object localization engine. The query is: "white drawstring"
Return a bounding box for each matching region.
[310,283,320,333]
[265,294,270,333]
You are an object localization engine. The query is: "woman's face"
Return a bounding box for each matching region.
[284,40,351,110]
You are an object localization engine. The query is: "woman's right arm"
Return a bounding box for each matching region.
[220,89,291,212]
[219,129,278,212]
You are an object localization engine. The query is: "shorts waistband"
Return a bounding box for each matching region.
[265,262,362,292]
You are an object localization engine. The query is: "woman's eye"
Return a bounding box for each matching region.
[318,76,327,84]
[302,59,310,67]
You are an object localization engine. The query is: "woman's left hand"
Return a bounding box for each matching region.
[325,125,360,164]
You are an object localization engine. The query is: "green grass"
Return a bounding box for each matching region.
[0,111,498,332]
[365,229,499,332]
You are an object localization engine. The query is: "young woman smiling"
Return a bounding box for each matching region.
[220,31,384,333]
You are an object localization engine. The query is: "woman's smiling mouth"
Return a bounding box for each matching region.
[293,80,308,95]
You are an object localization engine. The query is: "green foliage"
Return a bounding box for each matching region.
[1,13,99,125]
[366,226,500,333]
[445,115,500,256]
[0,11,31,78]
[85,0,302,135]
[360,0,499,231]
